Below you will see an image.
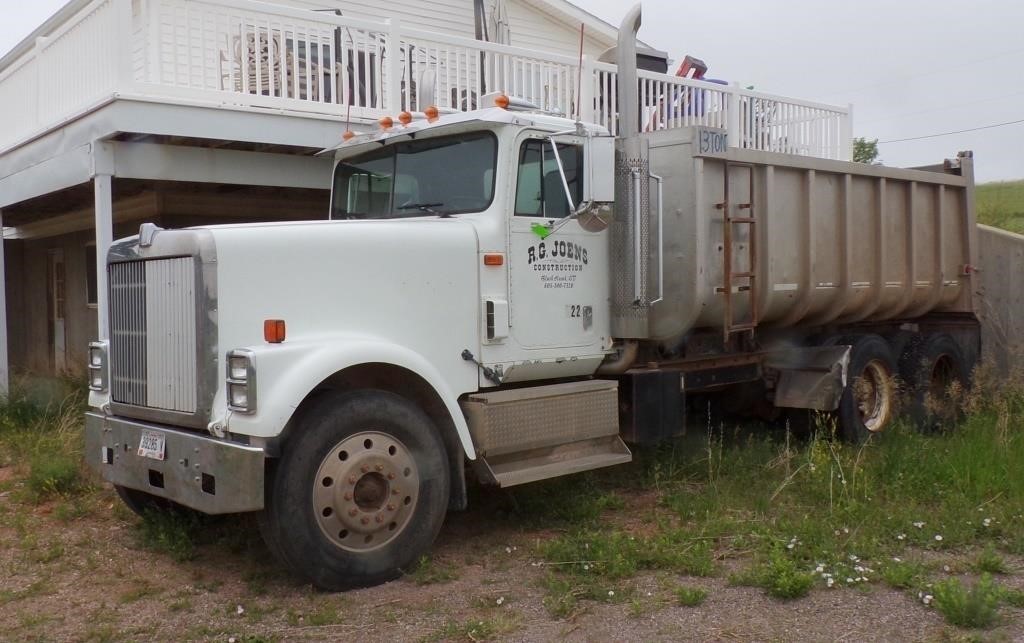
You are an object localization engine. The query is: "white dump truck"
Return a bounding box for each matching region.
[85,5,980,589]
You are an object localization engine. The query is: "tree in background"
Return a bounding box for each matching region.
[853,137,880,164]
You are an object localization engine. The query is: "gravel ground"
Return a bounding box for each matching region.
[1,475,1022,642]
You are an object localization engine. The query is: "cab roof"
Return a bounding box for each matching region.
[320,107,610,157]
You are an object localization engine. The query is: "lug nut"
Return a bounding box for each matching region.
[361,517,369,525]
[349,509,358,517]
[387,504,395,511]
[348,475,357,484]
[392,489,399,495]
[343,493,352,501]
[375,515,383,523]
[361,465,369,473]
[387,473,396,480]
[376,464,384,472]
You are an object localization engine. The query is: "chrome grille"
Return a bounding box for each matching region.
[109,258,198,413]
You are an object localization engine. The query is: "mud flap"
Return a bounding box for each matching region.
[766,346,851,411]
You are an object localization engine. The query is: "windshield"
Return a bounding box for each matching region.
[331,131,497,219]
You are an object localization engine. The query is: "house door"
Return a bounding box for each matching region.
[48,249,67,373]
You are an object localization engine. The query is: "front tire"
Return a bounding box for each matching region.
[259,390,450,590]
[836,334,898,443]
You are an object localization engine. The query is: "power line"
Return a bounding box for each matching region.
[878,118,1024,144]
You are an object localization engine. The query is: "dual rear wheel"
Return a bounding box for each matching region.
[833,332,971,443]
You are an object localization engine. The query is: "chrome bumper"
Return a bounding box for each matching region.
[84,411,265,514]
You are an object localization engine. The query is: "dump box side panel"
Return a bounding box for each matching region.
[644,128,975,343]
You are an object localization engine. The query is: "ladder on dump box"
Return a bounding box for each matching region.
[718,162,759,342]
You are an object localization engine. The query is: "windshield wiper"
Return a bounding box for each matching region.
[397,201,447,217]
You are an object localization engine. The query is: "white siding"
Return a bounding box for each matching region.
[504,0,610,59]
[260,0,477,41]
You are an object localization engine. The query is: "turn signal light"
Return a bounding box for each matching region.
[379,116,394,130]
[264,319,286,343]
[483,253,504,266]
[398,111,413,125]
[425,105,440,122]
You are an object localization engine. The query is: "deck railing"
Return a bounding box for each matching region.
[0,0,852,160]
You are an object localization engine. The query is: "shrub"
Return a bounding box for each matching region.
[932,574,1001,629]
[675,586,708,607]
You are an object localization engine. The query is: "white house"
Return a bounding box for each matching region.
[0,0,850,390]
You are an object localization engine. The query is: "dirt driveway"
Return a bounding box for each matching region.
[2,473,1022,642]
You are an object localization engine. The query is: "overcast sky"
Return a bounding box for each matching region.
[2,0,1022,182]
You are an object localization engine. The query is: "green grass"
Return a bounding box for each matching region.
[0,380,90,504]
[977,180,1024,234]
[408,555,460,585]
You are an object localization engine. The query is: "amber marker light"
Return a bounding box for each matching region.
[494,93,510,109]
[398,111,413,126]
[264,319,286,343]
[379,116,394,130]
[483,253,504,266]
[425,105,440,122]
[342,130,355,141]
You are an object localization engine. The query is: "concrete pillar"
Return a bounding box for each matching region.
[94,174,113,341]
[0,210,8,397]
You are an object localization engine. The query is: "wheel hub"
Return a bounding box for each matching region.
[312,431,419,551]
[854,359,892,433]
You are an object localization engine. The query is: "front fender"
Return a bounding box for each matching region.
[224,336,477,460]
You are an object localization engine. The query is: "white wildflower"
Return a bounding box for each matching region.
[982,518,993,527]
[843,527,850,534]
[934,535,943,542]
[913,521,925,529]
[583,564,590,571]
[505,546,512,554]
[826,577,835,588]
[923,594,933,606]
[897,533,906,541]
[846,577,854,584]
[892,557,902,563]
[496,596,505,606]
[608,590,615,597]
[943,565,951,573]
[235,605,244,615]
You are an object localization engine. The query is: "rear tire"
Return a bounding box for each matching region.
[899,333,970,432]
[259,390,450,590]
[836,334,898,444]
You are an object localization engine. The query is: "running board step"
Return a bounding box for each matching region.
[460,380,631,487]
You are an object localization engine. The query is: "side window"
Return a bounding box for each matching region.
[336,152,393,218]
[514,139,584,218]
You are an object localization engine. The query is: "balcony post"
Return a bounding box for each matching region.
[93,143,115,342]
[384,18,402,112]
[0,210,8,398]
[115,0,136,90]
[840,103,854,161]
[726,81,741,150]
[578,55,594,125]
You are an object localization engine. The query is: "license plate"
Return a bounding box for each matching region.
[137,430,166,461]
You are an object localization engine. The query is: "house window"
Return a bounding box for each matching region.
[514,139,583,218]
[86,243,97,307]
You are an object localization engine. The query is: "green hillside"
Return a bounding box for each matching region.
[977,180,1024,234]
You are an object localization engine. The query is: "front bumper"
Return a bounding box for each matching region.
[85,411,265,514]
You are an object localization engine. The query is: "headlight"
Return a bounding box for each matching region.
[225,349,257,413]
[88,341,108,392]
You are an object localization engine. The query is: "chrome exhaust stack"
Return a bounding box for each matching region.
[610,3,652,339]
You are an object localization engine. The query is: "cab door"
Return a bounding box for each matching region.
[506,133,610,351]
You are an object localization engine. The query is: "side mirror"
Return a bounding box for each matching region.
[586,136,615,203]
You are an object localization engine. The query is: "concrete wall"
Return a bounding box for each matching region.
[975,224,1024,374]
